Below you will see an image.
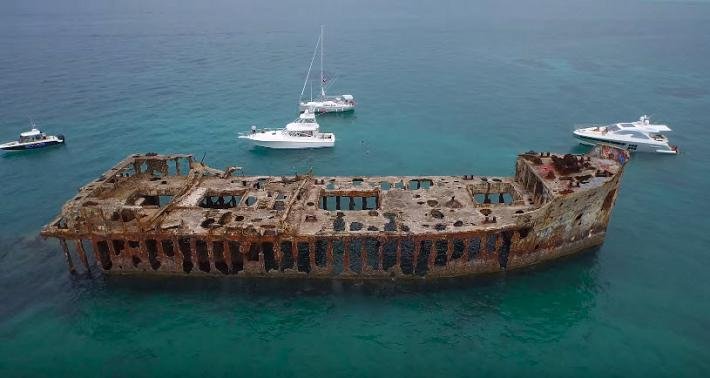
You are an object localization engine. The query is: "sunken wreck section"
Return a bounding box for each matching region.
[41,146,630,279]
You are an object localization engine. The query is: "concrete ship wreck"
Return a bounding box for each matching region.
[41,145,629,279]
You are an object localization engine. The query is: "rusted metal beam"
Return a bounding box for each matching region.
[75,240,90,272]
[60,238,76,274]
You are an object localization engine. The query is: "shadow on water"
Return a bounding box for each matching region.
[99,246,603,299]
[0,233,601,299]
[0,236,603,353]
[248,146,337,157]
[87,247,604,339]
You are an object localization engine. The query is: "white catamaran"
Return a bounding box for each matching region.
[298,26,356,114]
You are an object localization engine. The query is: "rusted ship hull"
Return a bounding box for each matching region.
[41,146,629,279]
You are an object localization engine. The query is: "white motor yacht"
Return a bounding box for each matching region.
[238,110,335,149]
[0,123,65,152]
[298,25,356,114]
[573,115,677,154]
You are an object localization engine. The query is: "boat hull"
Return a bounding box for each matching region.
[299,103,355,114]
[0,139,64,151]
[239,137,334,149]
[251,140,334,149]
[573,133,676,154]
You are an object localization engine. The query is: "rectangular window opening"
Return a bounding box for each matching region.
[320,194,379,211]
[262,242,276,271]
[416,240,432,275]
[297,242,311,273]
[486,234,498,253]
[400,239,415,275]
[434,240,448,266]
[199,194,243,209]
[213,242,228,274]
[468,237,481,260]
[383,240,398,271]
[97,241,112,270]
[349,239,363,273]
[452,239,465,260]
[333,240,345,274]
[280,241,294,271]
[161,239,175,257]
[195,240,210,272]
[315,240,328,268]
[408,179,433,190]
[228,241,243,272]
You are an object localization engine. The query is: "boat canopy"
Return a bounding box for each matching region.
[634,115,672,132]
[342,94,354,100]
[299,111,316,120]
[641,124,672,133]
[286,122,318,132]
[20,128,42,137]
[610,122,672,133]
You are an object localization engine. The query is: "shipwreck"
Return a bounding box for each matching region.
[41,145,630,279]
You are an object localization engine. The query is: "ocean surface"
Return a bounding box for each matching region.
[1,0,709,376]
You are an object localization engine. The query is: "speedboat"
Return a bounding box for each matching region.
[238,110,335,149]
[573,115,677,154]
[0,124,65,152]
[298,25,356,114]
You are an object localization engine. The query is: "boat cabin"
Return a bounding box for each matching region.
[18,128,47,143]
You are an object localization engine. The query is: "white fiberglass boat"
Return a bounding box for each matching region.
[238,110,335,149]
[298,25,356,114]
[0,123,65,152]
[573,115,677,154]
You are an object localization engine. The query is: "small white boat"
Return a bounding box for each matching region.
[573,115,678,154]
[238,110,335,149]
[298,25,356,114]
[0,124,65,152]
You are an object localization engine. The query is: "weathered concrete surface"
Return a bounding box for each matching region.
[41,146,630,279]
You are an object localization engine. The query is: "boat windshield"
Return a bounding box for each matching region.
[19,134,43,143]
[605,125,620,132]
[19,128,44,143]
[288,130,314,137]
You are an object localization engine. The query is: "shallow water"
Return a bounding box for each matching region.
[1,0,709,376]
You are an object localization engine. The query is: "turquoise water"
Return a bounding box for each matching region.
[1,0,710,376]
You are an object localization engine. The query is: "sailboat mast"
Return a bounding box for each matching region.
[320,25,325,97]
[299,33,321,102]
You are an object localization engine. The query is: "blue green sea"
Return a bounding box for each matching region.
[1,0,709,376]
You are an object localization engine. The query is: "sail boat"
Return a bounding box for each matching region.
[299,25,356,113]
